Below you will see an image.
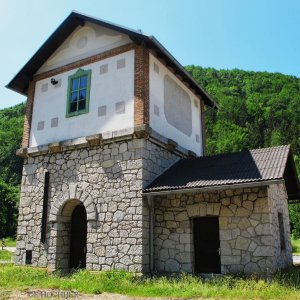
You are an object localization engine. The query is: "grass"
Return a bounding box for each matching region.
[0,237,16,248]
[4,237,16,247]
[0,265,300,299]
[292,238,300,254]
[0,250,11,261]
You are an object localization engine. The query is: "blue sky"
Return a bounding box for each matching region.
[1,0,299,109]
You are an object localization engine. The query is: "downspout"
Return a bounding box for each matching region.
[146,195,154,275]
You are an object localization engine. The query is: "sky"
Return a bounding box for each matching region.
[0,0,300,109]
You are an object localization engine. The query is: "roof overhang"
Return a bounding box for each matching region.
[142,179,285,197]
[6,11,218,108]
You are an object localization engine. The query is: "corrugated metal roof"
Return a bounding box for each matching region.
[144,145,300,200]
[6,11,217,108]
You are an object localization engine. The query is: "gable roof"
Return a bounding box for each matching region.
[143,145,300,201]
[6,11,217,108]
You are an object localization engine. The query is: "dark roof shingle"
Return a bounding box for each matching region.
[144,145,300,201]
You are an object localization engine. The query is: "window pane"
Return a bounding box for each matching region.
[71,92,78,102]
[78,100,86,111]
[80,75,88,89]
[79,90,86,100]
[70,102,77,113]
[72,78,79,90]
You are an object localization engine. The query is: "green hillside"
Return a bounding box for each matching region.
[0,68,299,238]
[186,66,300,160]
[0,102,25,238]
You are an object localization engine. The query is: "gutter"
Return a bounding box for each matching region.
[146,195,154,275]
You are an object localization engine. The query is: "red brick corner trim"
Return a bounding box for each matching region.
[22,80,35,148]
[134,46,149,126]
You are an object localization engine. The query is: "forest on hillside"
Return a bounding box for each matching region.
[0,67,299,238]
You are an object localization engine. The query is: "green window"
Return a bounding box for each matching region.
[66,68,91,117]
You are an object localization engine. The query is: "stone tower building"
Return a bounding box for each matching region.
[8,12,300,274]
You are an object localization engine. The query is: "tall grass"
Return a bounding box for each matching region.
[0,250,11,261]
[0,237,16,248]
[4,237,16,247]
[0,265,300,299]
[292,238,300,254]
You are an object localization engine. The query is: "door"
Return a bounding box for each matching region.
[193,217,221,273]
[69,204,87,269]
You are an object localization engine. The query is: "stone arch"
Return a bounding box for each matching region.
[49,183,97,222]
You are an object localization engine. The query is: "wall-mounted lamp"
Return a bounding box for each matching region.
[51,78,58,85]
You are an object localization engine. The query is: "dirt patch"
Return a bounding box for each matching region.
[4,289,210,300]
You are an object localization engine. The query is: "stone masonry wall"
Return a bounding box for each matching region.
[16,138,179,273]
[268,183,293,269]
[154,186,292,274]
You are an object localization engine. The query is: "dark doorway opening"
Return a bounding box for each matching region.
[193,216,221,273]
[69,204,87,270]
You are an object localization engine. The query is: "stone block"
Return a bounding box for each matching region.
[221,206,233,217]
[225,190,234,196]
[254,198,269,213]
[220,230,232,241]
[219,217,228,230]
[244,262,261,273]
[163,239,176,249]
[235,207,251,217]
[187,204,199,217]
[243,201,253,211]
[261,236,274,246]
[235,236,250,250]
[238,218,251,230]
[255,223,271,235]
[165,259,180,272]
[179,233,190,244]
[102,160,114,168]
[248,193,258,201]
[220,241,232,255]
[164,212,174,221]
[159,249,169,261]
[248,241,258,252]
[221,255,241,265]
[175,211,188,222]
[253,246,275,257]
[113,210,125,222]
[213,203,221,215]
[199,203,207,216]
[221,198,230,206]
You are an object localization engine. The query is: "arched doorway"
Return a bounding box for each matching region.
[69,204,87,269]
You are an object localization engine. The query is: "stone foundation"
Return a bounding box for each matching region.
[16,138,179,272]
[154,185,292,274]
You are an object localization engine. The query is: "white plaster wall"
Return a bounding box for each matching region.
[149,54,203,156]
[37,22,132,74]
[30,50,134,147]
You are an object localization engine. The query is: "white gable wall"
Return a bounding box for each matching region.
[149,54,203,156]
[30,50,134,147]
[37,22,132,74]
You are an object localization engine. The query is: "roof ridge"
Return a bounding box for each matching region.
[195,144,291,161]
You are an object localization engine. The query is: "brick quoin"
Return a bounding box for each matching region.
[22,80,35,148]
[134,46,149,126]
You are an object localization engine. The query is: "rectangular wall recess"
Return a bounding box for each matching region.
[25,250,32,265]
[41,171,50,243]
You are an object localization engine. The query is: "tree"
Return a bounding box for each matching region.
[0,178,19,238]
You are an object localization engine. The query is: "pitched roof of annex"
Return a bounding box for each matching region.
[144,145,300,201]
